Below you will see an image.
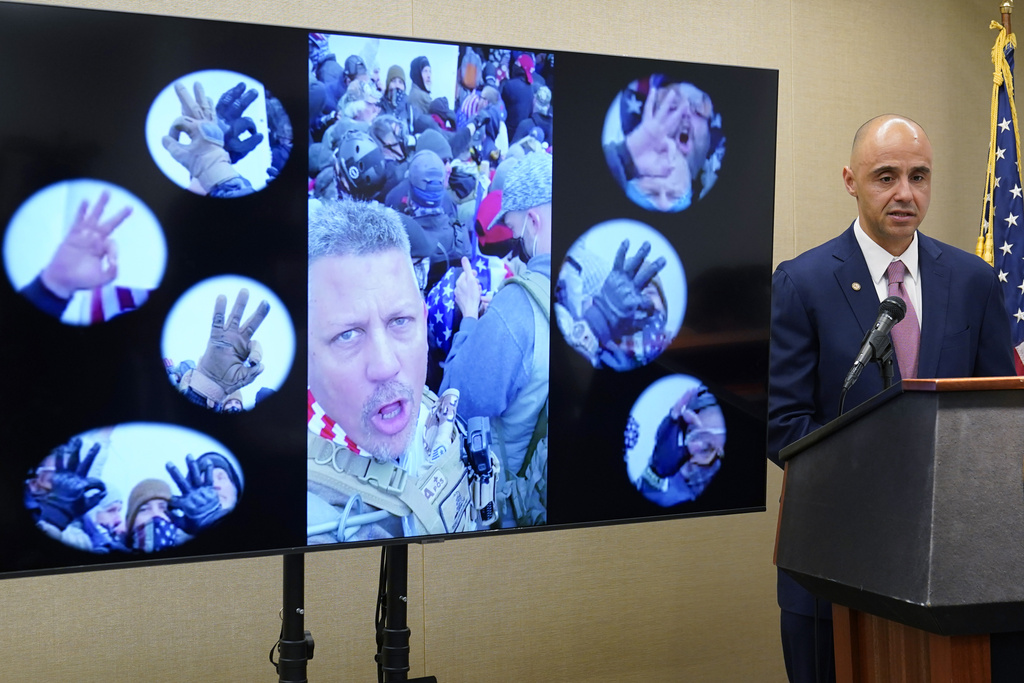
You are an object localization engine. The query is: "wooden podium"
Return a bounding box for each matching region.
[775,377,1024,683]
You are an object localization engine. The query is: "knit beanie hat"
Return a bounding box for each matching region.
[126,478,172,535]
[196,452,244,494]
[429,97,456,126]
[416,129,452,161]
[483,62,498,87]
[487,151,552,230]
[86,485,123,522]
[386,64,406,89]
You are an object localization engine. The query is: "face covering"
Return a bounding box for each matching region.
[511,212,539,261]
[134,515,177,553]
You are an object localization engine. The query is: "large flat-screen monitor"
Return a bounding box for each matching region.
[0,0,777,577]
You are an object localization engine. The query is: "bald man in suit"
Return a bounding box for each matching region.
[768,114,1014,683]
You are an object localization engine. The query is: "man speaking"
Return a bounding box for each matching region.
[768,114,1015,683]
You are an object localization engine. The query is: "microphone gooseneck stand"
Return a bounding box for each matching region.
[837,342,895,415]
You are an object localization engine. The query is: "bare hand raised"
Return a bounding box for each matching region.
[40,191,132,299]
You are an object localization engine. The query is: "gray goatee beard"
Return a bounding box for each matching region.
[360,380,415,464]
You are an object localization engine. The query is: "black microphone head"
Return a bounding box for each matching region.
[879,295,907,322]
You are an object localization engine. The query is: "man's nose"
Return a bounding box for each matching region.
[892,175,914,202]
[365,330,401,382]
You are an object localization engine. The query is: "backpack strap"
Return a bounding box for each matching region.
[494,270,551,523]
[499,270,550,322]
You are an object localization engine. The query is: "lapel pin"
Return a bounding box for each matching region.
[851,282,862,291]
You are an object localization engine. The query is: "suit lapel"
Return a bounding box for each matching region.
[917,234,949,378]
[833,226,882,336]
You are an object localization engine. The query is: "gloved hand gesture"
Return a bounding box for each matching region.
[39,438,106,530]
[650,386,724,477]
[649,412,688,479]
[166,455,224,534]
[583,239,667,347]
[215,82,264,163]
[162,81,241,193]
[40,191,132,299]
[192,288,269,403]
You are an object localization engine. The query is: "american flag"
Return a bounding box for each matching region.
[425,254,512,354]
[978,21,1024,374]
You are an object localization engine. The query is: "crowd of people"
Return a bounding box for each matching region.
[308,36,553,290]
[25,433,242,554]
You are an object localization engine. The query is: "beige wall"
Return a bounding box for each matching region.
[0,0,1007,680]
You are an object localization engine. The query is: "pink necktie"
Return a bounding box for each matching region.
[886,260,920,379]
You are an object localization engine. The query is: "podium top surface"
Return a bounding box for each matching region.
[902,376,1024,392]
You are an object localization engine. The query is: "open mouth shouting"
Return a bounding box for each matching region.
[360,380,416,460]
[677,125,692,154]
[370,397,410,436]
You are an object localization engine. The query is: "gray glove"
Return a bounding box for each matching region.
[162,81,241,193]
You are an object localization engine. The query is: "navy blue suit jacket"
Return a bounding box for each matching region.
[769,224,1015,614]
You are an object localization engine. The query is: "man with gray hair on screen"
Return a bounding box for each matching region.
[306,199,498,542]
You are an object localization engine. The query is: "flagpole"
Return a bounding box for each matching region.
[1003,1,1013,34]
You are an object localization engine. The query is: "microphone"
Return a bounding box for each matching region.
[842,295,907,392]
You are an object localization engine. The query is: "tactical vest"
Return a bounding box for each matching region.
[307,389,495,538]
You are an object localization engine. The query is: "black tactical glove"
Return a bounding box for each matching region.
[648,415,689,478]
[215,82,264,164]
[39,438,106,530]
[166,455,225,534]
[583,239,666,347]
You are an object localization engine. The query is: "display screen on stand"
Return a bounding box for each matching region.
[0,1,777,578]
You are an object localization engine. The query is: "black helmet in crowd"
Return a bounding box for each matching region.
[344,54,367,82]
[336,129,386,198]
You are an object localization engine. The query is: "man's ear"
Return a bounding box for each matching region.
[842,166,857,197]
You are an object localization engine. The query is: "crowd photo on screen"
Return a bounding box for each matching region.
[306,34,555,543]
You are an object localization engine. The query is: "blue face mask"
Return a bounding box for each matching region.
[625,178,692,213]
[411,182,445,209]
[135,515,178,553]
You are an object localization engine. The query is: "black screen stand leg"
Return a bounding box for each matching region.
[377,544,437,683]
[278,552,314,683]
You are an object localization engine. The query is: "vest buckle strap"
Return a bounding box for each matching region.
[350,456,408,495]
